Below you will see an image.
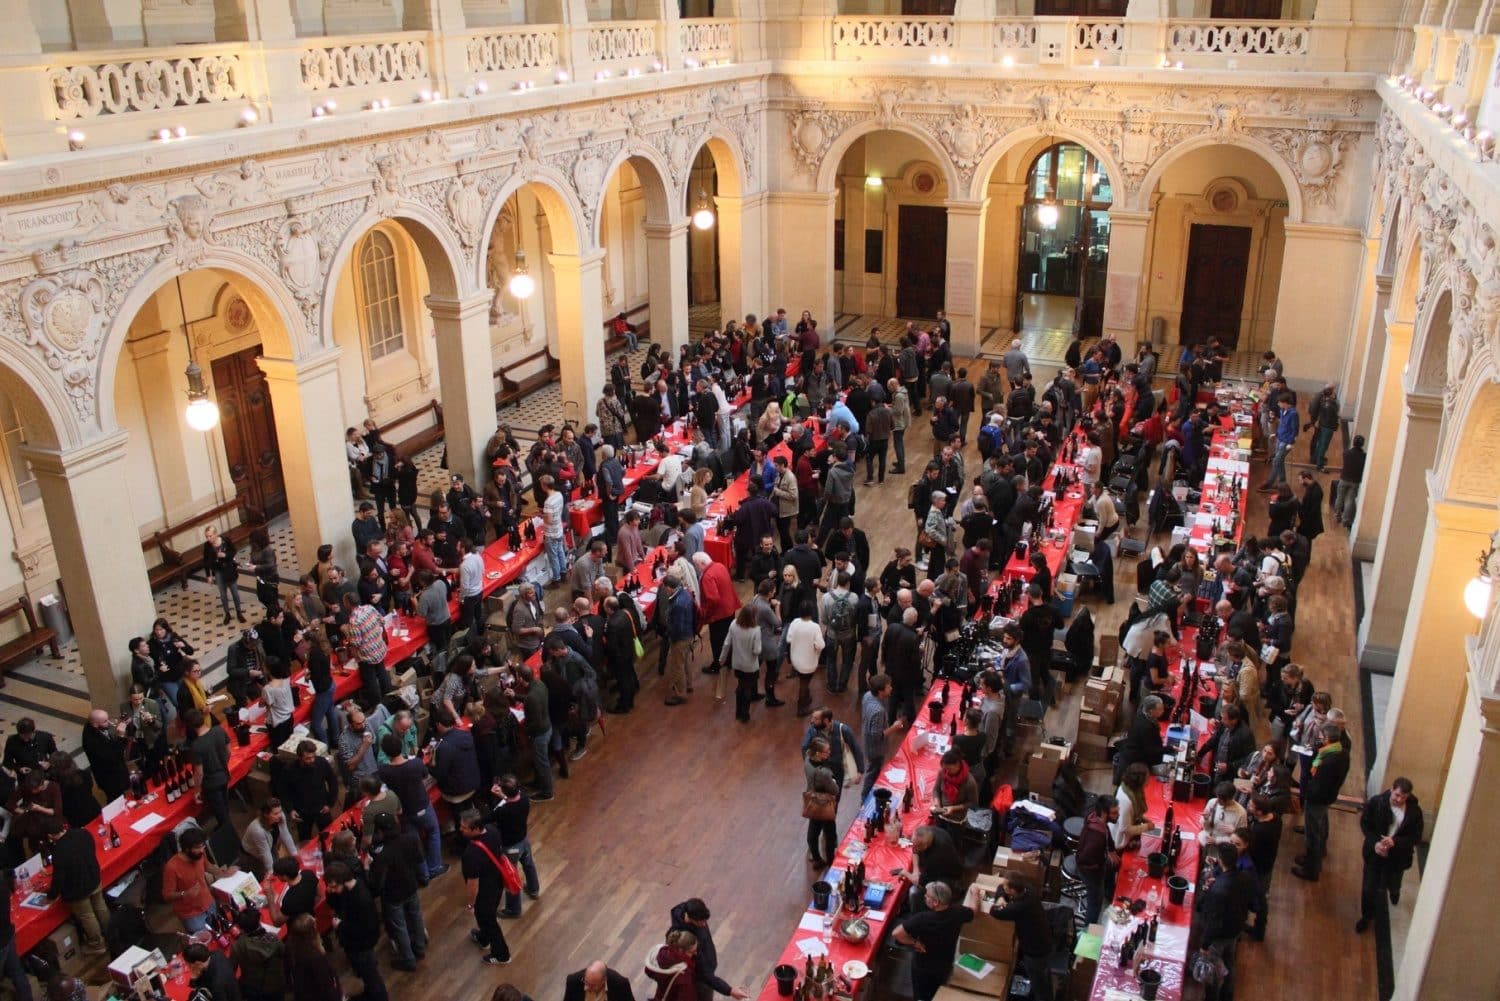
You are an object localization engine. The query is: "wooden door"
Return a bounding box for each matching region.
[1180,224,1252,349]
[211,346,286,520]
[896,205,948,320]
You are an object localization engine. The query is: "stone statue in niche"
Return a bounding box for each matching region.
[486,200,519,325]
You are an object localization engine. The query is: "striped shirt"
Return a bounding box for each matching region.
[347,605,388,664]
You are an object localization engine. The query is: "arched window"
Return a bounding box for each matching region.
[358,230,406,361]
[1015,142,1112,337]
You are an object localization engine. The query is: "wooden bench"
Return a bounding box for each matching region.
[378,399,445,461]
[0,596,61,686]
[496,346,561,409]
[143,497,264,592]
[604,303,651,355]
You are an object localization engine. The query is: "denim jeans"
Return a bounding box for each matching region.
[309,687,338,746]
[865,440,888,482]
[828,635,857,691]
[213,568,242,616]
[1311,426,1336,469]
[384,892,428,962]
[1332,479,1358,527]
[860,754,884,802]
[1267,442,1291,486]
[158,680,181,727]
[892,428,906,468]
[530,728,554,796]
[409,805,444,877]
[347,947,389,1001]
[502,837,541,913]
[0,938,31,1001]
[181,906,216,934]
[545,536,568,581]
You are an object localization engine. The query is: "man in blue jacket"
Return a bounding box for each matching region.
[662,575,697,707]
[1261,395,1299,490]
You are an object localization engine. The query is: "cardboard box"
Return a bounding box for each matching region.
[1078,709,1113,736]
[211,871,265,909]
[959,919,1017,962]
[274,734,327,763]
[1026,740,1072,792]
[109,946,168,989]
[944,957,1011,998]
[991,845,1045,885]
[46,924,85,977]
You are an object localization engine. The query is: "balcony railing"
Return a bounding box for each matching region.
[587,21,660,64]
[833,16,956,58]
[299,33,432,92]
[1165,19,1311,59]
[679,18,734,65]
[48,45,248,121]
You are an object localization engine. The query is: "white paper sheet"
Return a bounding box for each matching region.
[794,939,829,958]
[883,767,907,784]
[866,909,887,924]
[797,912,826,932]
[129,812,166,835]
[101,797,127,822]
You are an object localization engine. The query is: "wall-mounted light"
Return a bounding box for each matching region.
[865,176,883,189]
[555,70,570,84]
[512,81,535,92]
[66,130,86,151]
[312,99,337,117]
[929,53,950,65]
[416,88,442,103]
[1001,54,1014,68]
[239,107,259,127]
[692,191,715,230]
[1476,129,1495,161]
[684,58,701,69]
[627,67,640,78]
[366,97,392,110]
[652,60,664,72]
[154,125,188,142]
[464,80,490,98]
[1465,543,1499,618]
[1037,203,1060,228]
[508,250,535,300]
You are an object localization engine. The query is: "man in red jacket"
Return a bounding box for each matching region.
[693,552,741,685]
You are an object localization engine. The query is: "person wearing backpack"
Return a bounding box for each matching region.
[819,572,860,693]
[231,906,286,1001]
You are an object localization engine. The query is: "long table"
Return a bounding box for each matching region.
[751,679,960,1001]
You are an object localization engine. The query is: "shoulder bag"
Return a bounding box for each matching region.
[801,786,837,822]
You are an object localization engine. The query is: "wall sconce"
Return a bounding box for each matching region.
[366,97,392,110]
[464,80,490,98]
[1001,54,1015,68]
[416,88,442,103]
[865,176,883,189]
[1463,542,1498,618]
[312,100,337,117]
[1476,130,1495,161]
[66,130,86,151]
[555,70,570,83]
[154,125,188,142]
[239,107,259,126]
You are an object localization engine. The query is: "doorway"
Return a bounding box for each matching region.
[1181,223,1252,349]
[896,205,947,319]
[211,346,286,520]
[1013,142,1113,338]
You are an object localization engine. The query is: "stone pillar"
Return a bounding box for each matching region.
[258,349,358,572]
[128,330,200,523]
[1102,210,1152,353]
[1393,672,1500,999]
[23,434,158,708]
[1271,224,1366,388]
[1338,241,1381,418]
[644,219,690,354]
[548,249,608,417]
[715,194,765,333]
[1350,319,1412,560]
[766,191,836,334]
[1352,277,1393,440]
[241,0,298,37]
[427,291,497,487]
[1370,493,1496,803]
[943,198,989,358]
[1359,391,1442,671]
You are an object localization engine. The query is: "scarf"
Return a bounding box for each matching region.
[940,761,970,805]
[1311,741,1344,775]
[184,675,209,711]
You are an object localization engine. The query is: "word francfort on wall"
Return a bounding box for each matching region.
[776,76,1375,211]
[0,80,766,441]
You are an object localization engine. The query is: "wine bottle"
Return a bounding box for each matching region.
[108,823,121,848]
[164,755,178,803]
[902,783,913,814]
[1148,914,1159,942]
[948,716,957,738]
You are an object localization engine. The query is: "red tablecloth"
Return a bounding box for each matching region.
[11,664,366,954]
[979,447,1086,620]
[751,680,960,1001]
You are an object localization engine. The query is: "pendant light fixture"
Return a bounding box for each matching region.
[691,190,716,231]
[508,250,535,300]
[177,277,220,432]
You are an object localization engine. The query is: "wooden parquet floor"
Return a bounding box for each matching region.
[315,362,1382,1001]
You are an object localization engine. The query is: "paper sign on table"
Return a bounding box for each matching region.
[101,797,127,823]
[795,939,828,958]
[865,909,887,924]
[884,767,907,784]
[797,913,825,932]
[129,812,166,835]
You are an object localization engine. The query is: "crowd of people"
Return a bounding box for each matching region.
[0,309,1394,1001]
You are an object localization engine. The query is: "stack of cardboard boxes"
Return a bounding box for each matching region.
[937,877,1015,1001]
[1025,739,1073,798]
[1077,665,1125,761]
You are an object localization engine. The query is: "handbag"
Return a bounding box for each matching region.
[628,611,645,660]
[917,530,937,548]
[472,837,523,896]
[801,789,837,822]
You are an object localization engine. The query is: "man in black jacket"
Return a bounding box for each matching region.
[1194,842,1256,1001]
[274,740,339,841]
[1114,696,1166,784]
[1292,725,1351,882]
[46,825,108,954]
[367,812,428,970]
[459,811,513,965]
[325,861,387,1000]
[81,709,130,801]
[881,608,923,726]
[2,718,57,776]
[565,962,637,1001]
[183,941,241,1001]
[1356,778,1423,932]
[989,875,1056,1001]
[668,898,749,1001]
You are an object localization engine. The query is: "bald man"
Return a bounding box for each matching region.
[82,708,130,800]
[565,961,637,1001]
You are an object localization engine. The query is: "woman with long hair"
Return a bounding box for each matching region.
[1110,762,1153,851]
[285,913,339,1001]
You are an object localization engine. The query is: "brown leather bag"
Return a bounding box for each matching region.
[801,789,837,822]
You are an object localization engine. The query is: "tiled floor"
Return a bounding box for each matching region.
[689,301,721,337]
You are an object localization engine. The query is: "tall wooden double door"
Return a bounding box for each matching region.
[211,346,286,520]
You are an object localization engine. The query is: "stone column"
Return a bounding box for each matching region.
[427,291,497,487]
[643,219,690,354]
[715,194,766,332]
[1393,670,1500,999]
[1271,224,1366,387]
[766,191,836,334]
[1102,210,1152,353]
[548,249,608,416]
[128,330,200,524]
[1359,391,1442,671]
[943,198,989,358]
[23,434,158,708]
[1350,319,1412,560]
[258,349,358,572]
[1370,493,1496,802]
[1351,276,1393,440]
[1337,241,1381,418]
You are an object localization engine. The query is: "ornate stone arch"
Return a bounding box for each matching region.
[813,120,962,199]
[682,128,749,202]
[0,341,82,451]
[1390,234,1426,326]
[98,250,310,436]
[593,143,677,245]
[966,125,1127,205]
[472,168,591,293]
[322,203,470,348]
[1379,196,1405,276]
[1133,133,1305,223]
[1409,283,1454,396]
[1436,355,1500,506]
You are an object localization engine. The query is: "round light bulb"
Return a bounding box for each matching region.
[1037,204,1060,228]
[508,272,535,300]
[185,397,220,432]
[692,206,715,230]
[1464,573,1493,618]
